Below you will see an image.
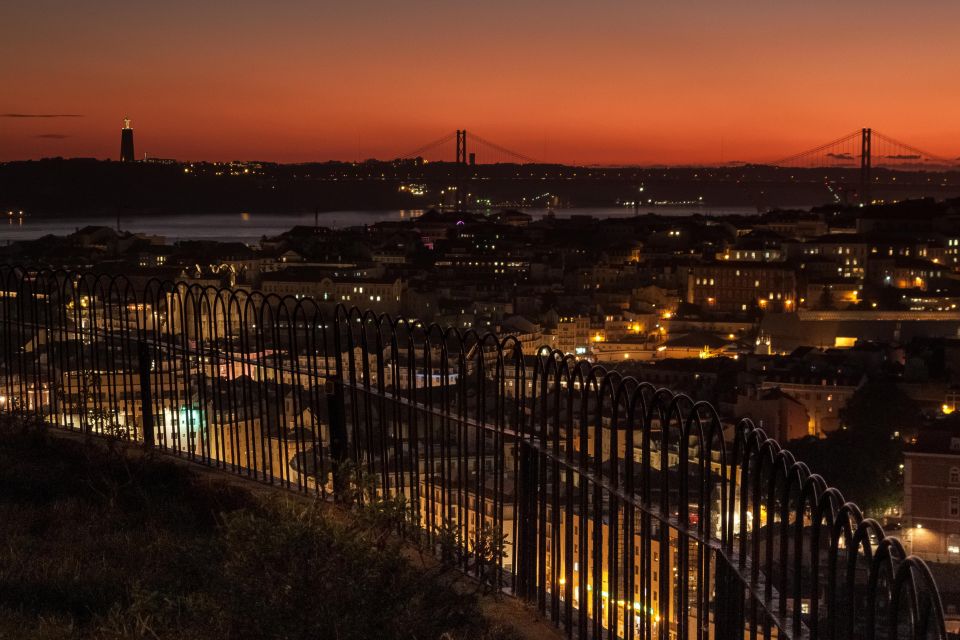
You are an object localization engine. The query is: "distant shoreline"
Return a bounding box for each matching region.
[0,206,773,244]
[6,204,775,220]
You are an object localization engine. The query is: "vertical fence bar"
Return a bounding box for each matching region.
[138,339,155,449]
[327,376,349,500]
[517,436,539,600]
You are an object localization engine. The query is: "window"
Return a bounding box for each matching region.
[950,496,960,518]
[951,467,960,484]
[949,534,960,554]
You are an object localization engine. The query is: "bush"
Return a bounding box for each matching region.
[0,421,515,640]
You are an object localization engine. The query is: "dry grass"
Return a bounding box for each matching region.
[0,418,517,640]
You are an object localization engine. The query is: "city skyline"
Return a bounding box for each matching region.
[3,1,960,165]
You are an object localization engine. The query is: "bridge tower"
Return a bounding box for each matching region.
[455,130,468,207]
[455,129,467,165]
[860,127,871,205]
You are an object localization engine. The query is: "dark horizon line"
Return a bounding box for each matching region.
[3,154,960,173]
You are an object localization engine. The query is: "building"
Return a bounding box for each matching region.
[656,331,741,360]
[734,387,809,442]
[260,266,404,315]
[786,233,869,280]
[120,117,135,162]
[688,263,797,313]
[761,310,960,352]
[804,280,864,310]
[758,372,864,437]
[556,314,593,355]
[753,217,828,239]
[903,427,960,561]
[866,256,947,291]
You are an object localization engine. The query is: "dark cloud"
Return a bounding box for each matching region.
[827,152,854,160]
[35,133,69,139]
[1,113,83,118]
[886,154,921,160]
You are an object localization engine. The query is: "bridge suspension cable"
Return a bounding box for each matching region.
[871,130,956,167]
[769,129,864,168]
[395,130,540,165]
[397,131,457,161]
[468,132,540,164]
[769,128,957,169]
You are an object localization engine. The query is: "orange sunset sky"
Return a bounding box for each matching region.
[2,1,959,165]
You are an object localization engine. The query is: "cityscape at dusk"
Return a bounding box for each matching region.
[2,2,960,640]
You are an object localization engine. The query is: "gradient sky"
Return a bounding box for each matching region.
[2,1,959,165]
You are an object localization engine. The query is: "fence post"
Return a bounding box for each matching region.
[715,551,745,639]
[326,376,349,500]
[137,340,155,449]
[516,437,539,600]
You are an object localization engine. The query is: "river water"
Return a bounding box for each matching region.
[0,205,767,245]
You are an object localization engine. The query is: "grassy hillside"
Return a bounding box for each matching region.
[0,418,516,640]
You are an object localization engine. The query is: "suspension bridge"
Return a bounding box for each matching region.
[397,127,959,205]
[398,127,957,170]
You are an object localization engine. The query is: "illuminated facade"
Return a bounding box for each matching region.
[688,264,797,313]
[904,430,960,560]
[556,315,592,355]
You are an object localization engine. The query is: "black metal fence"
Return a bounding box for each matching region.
[0,265,947,640]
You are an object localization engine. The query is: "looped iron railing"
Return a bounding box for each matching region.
[0,264,946,639]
